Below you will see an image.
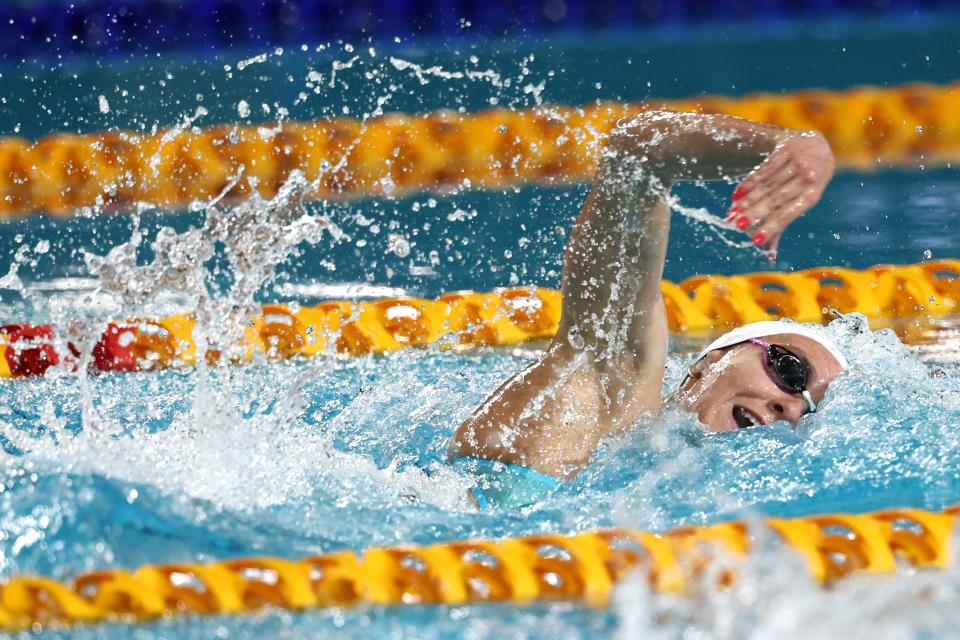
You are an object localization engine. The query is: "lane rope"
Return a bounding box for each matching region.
[0,502,955,631]
[1,259,957,379]
[0,82,958,218]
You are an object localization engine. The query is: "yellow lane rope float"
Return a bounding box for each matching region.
[0,502,956,631]
[0,82,958,218]
[0,259,957,378]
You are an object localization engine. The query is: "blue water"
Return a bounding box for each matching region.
[2,167,958,323]
[1,17,960,640]
[6,315,960,639]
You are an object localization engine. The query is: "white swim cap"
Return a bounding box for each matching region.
[695,320,848,369]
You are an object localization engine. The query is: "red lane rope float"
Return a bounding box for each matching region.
[0,503,956,631]
[0,259,957,379]
[0,82,959,218]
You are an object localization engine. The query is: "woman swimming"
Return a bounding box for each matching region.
[447,110,847,508]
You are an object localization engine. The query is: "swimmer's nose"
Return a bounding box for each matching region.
[767,396,807,424]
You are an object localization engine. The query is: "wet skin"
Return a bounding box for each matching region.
[450,112,838,478]
[676,333,845,432]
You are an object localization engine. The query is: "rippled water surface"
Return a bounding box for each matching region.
[5,316,960,639]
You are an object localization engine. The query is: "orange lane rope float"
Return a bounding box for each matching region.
[0,502,956,631]
[0,82,959,218]
[0,259,957,379]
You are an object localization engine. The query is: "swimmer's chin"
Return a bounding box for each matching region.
[661,397,766,435]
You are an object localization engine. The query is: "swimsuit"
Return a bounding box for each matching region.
[452,457,559,509]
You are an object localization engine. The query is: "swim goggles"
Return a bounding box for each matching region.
[747,338,817,413]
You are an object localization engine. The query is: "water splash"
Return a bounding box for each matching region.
[0,37,958,640]
[613,521,960,640]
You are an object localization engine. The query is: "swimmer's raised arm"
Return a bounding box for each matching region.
[449,111,834,478]
[558,112,834,374]
[602,111,834,255]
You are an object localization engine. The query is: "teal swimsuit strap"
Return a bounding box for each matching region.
[465,457,561,488]
[453,457,560,510]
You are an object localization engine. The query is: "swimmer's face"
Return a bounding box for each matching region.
[676,333,844,432]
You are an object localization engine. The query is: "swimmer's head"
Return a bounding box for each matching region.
[675,321,848,432]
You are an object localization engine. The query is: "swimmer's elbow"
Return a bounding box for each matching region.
[603,111,678,166]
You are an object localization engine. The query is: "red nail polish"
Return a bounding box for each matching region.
[752,231,766,245]
[733,186,747,201]
[736,216,750,230]
[728,204,742,215]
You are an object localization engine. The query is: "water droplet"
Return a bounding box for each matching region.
[387,234,410,258]
[567,328,585,350]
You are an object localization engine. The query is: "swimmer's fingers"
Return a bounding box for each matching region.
[738,150,791,196]
[725,151,792,220]
[751,188,823,253]
[768,171,818,212]
[730,168,807,238]
[752,229,782,262]
[728,179,806,242]
[727,136,834,257]
[765,233,782,262]
[730,153,818,222]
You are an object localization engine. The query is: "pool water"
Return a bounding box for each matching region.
[2,15,960,640]
[6,316,960,639]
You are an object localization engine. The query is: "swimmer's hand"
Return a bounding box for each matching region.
[725,132,834,259]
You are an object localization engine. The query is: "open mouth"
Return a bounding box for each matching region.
[732,405,762,429]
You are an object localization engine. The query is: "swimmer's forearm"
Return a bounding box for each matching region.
[554,112,807,404]
[604,111,806,183]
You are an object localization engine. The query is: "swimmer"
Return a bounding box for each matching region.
[448,110,845,509]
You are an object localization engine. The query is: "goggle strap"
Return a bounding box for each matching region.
[801,389,817,413]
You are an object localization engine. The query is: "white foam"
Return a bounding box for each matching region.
[272,282,407,300]
[7,364,473,513]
